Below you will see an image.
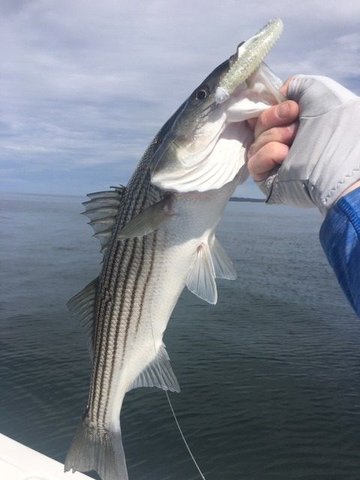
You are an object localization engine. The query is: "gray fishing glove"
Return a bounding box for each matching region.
[259,75,360,213]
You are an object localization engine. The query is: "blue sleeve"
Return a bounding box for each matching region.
[320,187,360,316]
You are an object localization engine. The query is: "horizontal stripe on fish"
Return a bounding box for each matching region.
[88,163,155,422]
[90,187,163,425]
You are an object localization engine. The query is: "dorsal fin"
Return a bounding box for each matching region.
[67,278,99,356]
[82,186,126,254]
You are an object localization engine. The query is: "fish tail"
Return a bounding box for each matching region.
[64,417,128,480]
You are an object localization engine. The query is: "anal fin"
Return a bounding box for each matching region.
[128,344,180,393]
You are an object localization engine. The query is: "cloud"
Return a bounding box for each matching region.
[1,0,360,195]
[274,32,360,90]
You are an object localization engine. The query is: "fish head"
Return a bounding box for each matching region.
[151,19,285,193]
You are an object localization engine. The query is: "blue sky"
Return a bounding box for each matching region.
[1,0,360,197]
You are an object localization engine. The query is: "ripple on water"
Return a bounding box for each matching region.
[1,195,360,479]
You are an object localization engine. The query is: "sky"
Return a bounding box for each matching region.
[1,0,360,197]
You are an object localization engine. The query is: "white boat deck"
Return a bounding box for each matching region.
[0,433,91,480]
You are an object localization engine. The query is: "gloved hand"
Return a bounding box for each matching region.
[258,75,360,213]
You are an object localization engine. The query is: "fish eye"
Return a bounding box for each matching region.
[195,87,209,101]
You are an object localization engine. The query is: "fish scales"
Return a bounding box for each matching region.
[90,152,163,427]
[65,19,285,480]
[95,155,158,372]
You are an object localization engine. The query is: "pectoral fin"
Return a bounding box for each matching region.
[186,243,217,304]
[117,196,174,240]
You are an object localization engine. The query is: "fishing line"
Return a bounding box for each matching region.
[148,300,207,480]
[164,390,207,480]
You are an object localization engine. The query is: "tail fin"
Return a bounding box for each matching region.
[64,418,128,480]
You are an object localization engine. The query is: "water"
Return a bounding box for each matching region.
[1,192,360,480]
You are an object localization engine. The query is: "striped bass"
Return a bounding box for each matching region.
[65,19,284,480]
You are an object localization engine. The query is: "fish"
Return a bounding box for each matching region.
[65,19,284,480]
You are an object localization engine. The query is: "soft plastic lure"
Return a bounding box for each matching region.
[215,18,284,104]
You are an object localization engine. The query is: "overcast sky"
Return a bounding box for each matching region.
[1,0,360,197]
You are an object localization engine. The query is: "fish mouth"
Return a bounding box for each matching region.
[150,20,285,193]
[223,61,285,124]
[215,18,284,105]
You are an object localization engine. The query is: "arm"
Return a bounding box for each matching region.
[247,76,360,315]
[320,188,360,314]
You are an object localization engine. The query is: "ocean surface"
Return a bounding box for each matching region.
[1,192,360,480]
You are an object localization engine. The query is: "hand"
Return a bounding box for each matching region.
[247,75,360,213]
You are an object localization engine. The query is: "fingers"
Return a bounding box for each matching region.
[247,96,300,182]
[254,100,299,137]
[248,122,298,158]
[248,142,290,182]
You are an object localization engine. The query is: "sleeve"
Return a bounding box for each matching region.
[319,187,360,316]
